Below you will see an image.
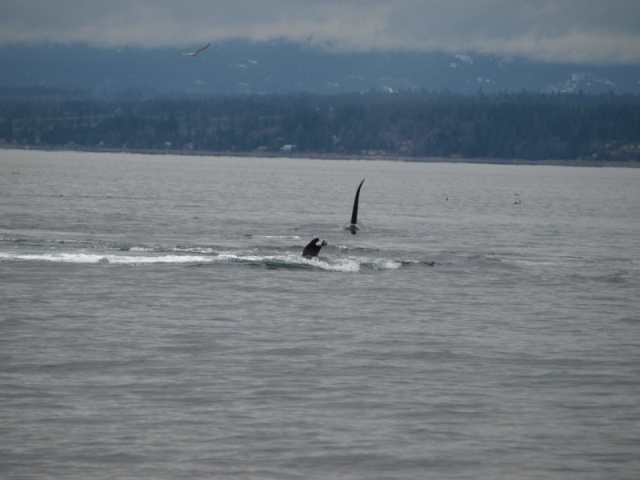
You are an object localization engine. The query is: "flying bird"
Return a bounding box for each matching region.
[181,43,211,57]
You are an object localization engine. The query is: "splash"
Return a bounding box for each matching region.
[217,252,362,272]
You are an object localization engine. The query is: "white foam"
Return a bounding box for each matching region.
[129,246,216,254]
[306,257,361,273]
[216,252,361,272]
[255,235,303,240]
[369,258,403,270]
[0,252,212,264]
[0,251,403,272]
[129,246,151,252]
[194,251,367,273]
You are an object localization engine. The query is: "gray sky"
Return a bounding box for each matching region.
[2,0,640,64]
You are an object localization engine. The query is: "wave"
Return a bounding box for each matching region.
[220,253,365,272]
[4,232,520,274]
[246,235,304,240]
[0,250,404,273]
[7,239,594,275]
[0,252,211,265]
[8,235,591,275]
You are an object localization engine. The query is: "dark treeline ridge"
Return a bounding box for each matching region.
[1,87,639,161]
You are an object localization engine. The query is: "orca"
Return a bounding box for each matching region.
[302,238,327,258]
[345,178,365,235]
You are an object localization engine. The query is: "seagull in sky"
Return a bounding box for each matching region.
[181,43,211,57]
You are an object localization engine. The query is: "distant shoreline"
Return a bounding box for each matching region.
[2,144,638,168]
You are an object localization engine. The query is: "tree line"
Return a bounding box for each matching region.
[1,88,639,161]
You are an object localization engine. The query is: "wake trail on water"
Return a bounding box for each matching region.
[0,236,408,272]
[3,237,632,282]
[0,250,404,272]
[11,236,614,276]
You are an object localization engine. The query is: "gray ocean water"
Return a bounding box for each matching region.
[1,149,639,480]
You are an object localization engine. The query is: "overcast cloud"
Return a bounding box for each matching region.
[2,0,640,64]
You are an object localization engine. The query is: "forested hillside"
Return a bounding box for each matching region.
[1,88,639,161]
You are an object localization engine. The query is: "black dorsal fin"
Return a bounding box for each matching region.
[350,178,365,225]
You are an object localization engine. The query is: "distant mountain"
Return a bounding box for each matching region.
[1,41,639,96]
